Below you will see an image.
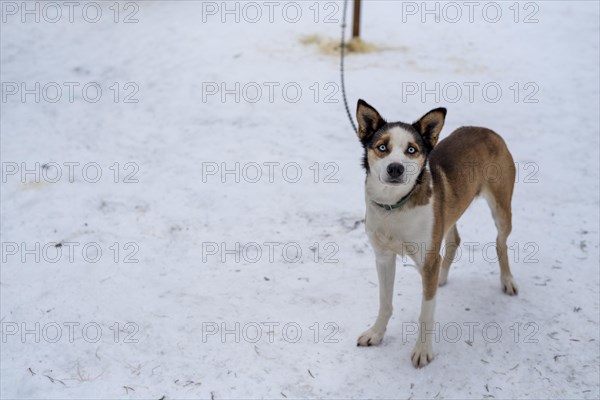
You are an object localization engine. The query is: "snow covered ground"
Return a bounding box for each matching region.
[1,0,599,398]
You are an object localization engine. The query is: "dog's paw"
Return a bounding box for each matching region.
[357,328,385,346]
[411,341,433,368]
[501,276,519,296]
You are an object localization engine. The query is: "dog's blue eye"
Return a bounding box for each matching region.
[407,146,416,154]
[378,144,387,152]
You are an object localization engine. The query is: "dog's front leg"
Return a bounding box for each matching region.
[411,253,441,368]
[357,249,396,346]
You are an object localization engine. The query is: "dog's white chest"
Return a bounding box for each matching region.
[365,201,434,263]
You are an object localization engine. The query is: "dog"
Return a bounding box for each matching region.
[354,99,518,368]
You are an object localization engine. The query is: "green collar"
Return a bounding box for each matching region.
[374,189,414,211]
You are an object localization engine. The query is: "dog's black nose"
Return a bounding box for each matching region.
[387,163,404,179]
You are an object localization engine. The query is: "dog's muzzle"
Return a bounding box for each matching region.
[386,163,404,183]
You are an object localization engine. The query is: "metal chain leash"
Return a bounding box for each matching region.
[341,0,358,134]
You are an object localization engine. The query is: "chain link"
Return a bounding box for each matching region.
[341,0,358,134]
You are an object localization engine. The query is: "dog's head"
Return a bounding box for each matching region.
[356,99,446,199]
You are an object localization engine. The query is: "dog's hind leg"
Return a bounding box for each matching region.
[483,187,518,295]
[439,224,460,286]
[357,249,396,346]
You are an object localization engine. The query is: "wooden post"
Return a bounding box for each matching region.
[352,0,361,38]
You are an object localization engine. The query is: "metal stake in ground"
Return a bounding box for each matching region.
[353,0,361,38]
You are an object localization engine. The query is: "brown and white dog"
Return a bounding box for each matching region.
[355,99,518,368]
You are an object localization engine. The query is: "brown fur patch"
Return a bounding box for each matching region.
[405,169,432,208]
[419,127,516,300]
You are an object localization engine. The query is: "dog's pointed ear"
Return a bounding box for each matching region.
[413,107,447,149]
[356,99,386,142]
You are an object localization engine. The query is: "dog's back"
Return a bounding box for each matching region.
[429,127,516,222]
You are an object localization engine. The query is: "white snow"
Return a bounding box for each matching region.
[1,1,599,398]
